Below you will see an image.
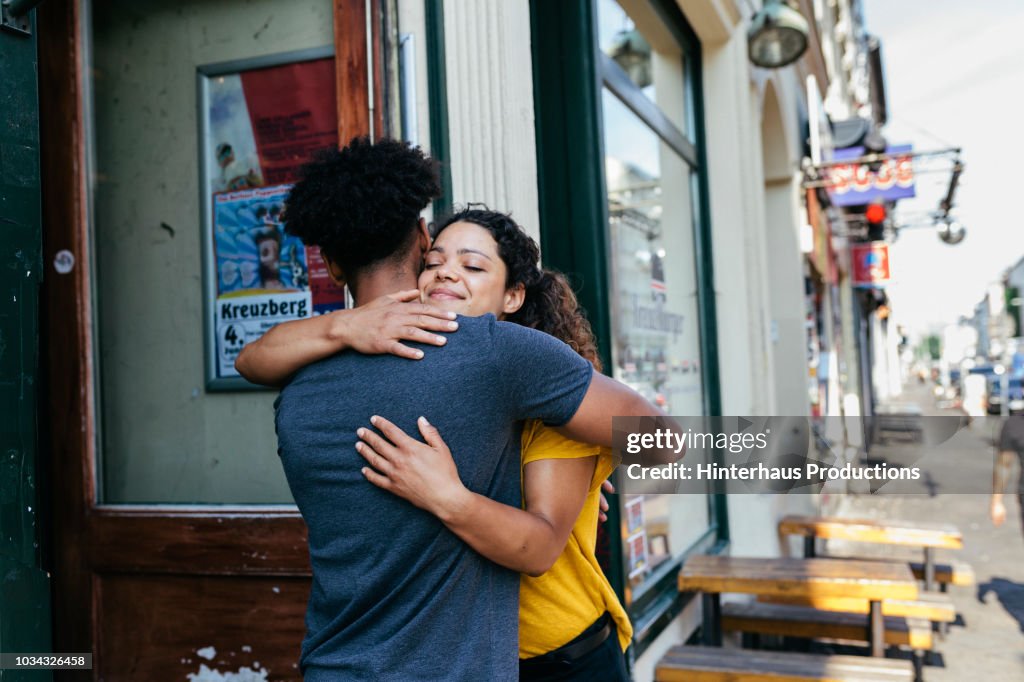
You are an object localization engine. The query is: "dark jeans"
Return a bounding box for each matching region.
[519,613,630,682]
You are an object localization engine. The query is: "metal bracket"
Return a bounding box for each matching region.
[1,1,33,36]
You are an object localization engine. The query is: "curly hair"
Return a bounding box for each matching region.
[284,137,441,274]
[435,208,602,371]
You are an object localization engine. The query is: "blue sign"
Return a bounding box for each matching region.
[829,144,916,207]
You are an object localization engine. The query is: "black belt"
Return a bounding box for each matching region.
[524,613,613,665]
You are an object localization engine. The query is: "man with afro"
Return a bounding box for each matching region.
[271,137,662,680]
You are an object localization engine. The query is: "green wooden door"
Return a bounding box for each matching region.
[0,8,53,680]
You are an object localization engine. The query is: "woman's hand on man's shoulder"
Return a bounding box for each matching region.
[335,289,460,359]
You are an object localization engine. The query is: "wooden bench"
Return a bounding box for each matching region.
[779,516,963,550]
[873,403,923,443]
[779,515,965,591]
[757,592,956,623]
[823,556,976,590]
[721,602,934,650]
[656,645,915,682]
[908,559,975,587]
[680,555,918,658]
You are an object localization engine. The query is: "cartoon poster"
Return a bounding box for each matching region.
[202,51,346,385]
[212,185,313,379]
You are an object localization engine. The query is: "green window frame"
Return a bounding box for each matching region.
[531,0,728,656]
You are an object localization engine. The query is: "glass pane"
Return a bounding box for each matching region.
[622,493,709,599]
[603,90,704,415]
[602,88,710,596]
[91,0,335,503]
[597,0,688,136]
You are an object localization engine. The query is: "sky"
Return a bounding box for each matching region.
[862,0,1024,338]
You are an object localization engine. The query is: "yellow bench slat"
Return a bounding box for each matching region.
[822,555,976,588]
[779,515,963,550]
[656,645,915,682]
[757,592,956,623]
[721,602,933,649]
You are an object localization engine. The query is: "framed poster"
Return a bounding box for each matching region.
[625,495,645,535]
[198,47,347,389]
[627,530,649,580]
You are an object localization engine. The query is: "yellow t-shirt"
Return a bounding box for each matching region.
[517,421,633,658]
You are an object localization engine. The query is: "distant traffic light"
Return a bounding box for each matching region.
[865,202,886,240]
[865,203,886,224]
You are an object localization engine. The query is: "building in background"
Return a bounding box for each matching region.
[1004,256,1024,344]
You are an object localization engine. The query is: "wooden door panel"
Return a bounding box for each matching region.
[89,514,309,575]
[96,574,308,681]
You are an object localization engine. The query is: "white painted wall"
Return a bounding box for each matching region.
[728,493,816,558]
[442,0,541,242]
[698,28,760,416]
[760,77,813,416]
[630,597,702,682]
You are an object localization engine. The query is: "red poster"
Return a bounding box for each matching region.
[240,58,346,311]
[851,242,891,288]
[241,58,338,185]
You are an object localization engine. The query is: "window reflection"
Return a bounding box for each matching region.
[603,90,702,416]
[597,0,688,135]
[602,88,710,596]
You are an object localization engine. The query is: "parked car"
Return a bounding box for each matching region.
[986,377,1024,415]
[968,364,998,381]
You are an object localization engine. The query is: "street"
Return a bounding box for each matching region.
[828,384,1024,679]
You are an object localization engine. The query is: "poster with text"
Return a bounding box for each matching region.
[203,53,346,384]
[212,186,313,379]
[204,55,346,318]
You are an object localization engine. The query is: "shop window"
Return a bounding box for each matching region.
[601,89,711,597]
[595,0,721,638]
[87,0,335,503]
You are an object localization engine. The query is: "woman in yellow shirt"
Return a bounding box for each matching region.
[238,208,633,680]
[516,423,632,670]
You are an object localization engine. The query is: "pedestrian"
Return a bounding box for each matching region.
[990,415,1023,538]
[240,137,664,680]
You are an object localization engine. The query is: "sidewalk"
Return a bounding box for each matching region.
[829,386,1024,679]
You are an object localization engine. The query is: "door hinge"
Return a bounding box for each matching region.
[1,0,38,36]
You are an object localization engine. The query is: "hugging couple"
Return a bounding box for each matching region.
[236,137,673,681]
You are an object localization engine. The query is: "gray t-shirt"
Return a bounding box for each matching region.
[274,314,594,681]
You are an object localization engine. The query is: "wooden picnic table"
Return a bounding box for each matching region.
[778,515,963,590]
[679,555,918,657]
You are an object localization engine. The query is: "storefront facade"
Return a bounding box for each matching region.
[26,0,872,679]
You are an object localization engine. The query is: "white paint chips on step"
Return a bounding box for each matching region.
[186,663,268,682]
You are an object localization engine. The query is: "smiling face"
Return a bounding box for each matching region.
[418,221,524,318]
[258,236,280,268]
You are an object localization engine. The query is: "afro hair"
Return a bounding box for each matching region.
[283,137,441,273]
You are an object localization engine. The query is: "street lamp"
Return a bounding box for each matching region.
[937,219,966,245]
[748,0,810,69]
